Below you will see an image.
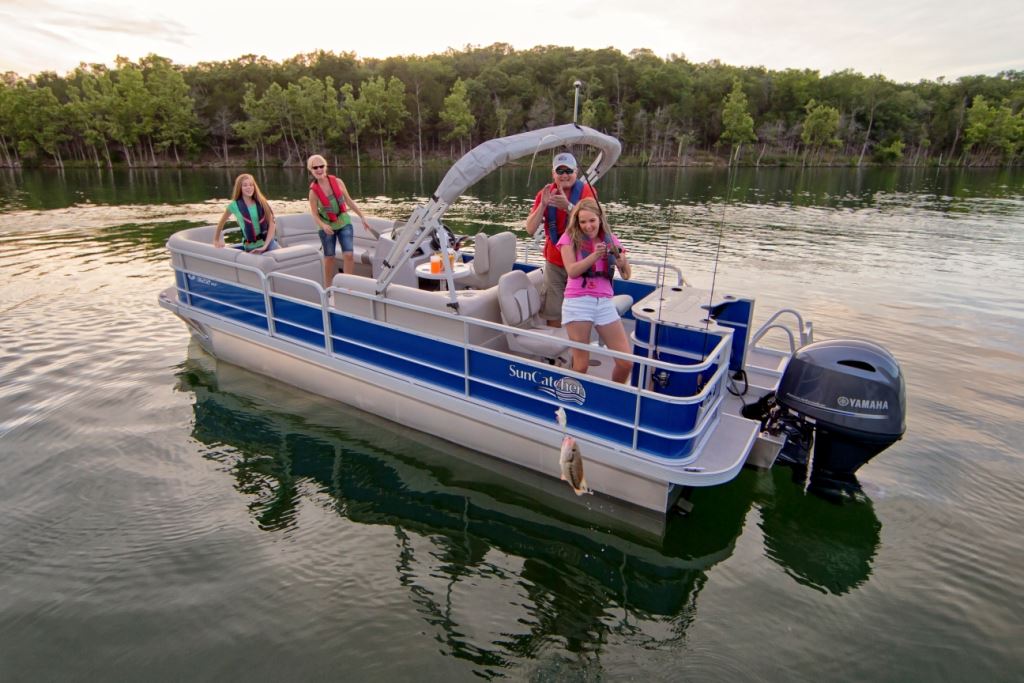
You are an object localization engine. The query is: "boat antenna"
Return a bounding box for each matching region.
[572,80,583,124]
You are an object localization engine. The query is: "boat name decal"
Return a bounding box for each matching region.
[508,364,586,405]
[837,396,888,411]
[186,273,216,287]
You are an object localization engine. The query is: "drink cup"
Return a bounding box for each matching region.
[430,253,441,273]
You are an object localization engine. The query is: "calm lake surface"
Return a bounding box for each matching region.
[1,164,1022,681]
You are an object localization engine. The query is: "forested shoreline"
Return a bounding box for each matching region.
[1,44,1021,170]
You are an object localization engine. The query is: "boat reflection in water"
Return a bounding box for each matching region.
[175,342,881,662]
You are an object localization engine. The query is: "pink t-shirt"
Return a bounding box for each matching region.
[556,232,624,299]
[532,182,596,267]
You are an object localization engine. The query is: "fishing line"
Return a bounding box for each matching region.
[700,164,738,369]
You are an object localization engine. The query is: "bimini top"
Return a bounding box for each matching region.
[432,123,621,205]
[377,124,622,293]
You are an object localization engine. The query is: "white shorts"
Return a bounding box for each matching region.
[561,295,621,326]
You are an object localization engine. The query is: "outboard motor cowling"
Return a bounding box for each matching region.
[775,339,906,477]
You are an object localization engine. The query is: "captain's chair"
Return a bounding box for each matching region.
[371,237,419,287]
[461,231,517,290]
[498,270,569,363]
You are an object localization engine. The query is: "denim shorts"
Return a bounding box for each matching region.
[319,224,354,256]
[561,295,621,326]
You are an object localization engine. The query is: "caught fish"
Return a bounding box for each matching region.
[559,434,592,496]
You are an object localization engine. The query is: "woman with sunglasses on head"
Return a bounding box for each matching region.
[213,173,279,253]
[557,198,633,383]
[524,152,597,328]
[307,154,369,286]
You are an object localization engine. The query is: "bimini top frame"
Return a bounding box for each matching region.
[376,123,622,297]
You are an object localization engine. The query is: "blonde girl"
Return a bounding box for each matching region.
[556,198,633,383]
[213,173,278,253]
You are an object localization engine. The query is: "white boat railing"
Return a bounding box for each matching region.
[169,247,732,459]
[750,308,814,354]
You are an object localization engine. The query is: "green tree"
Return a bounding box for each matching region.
[397,56,453,166]
[109,60,154,166]
[337,82,369,167]
[357,75,409,165]
[801,99,841,163]
[260,82,302,164]
[286,76,341,158]
[964,95,1024,164]
[720,78,756,164]
[0,81,19,166]
[234,83,280,166]
[439,78,475,155]
[6,83,68,167]
[78,66,118,167]
[873,138,905,163]
[143,55,199,164]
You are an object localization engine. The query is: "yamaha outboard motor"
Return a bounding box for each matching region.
[747,339,906,481]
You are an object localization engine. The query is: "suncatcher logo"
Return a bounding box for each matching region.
[508,364,586,405]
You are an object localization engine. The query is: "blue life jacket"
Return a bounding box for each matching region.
[235,198,269,246]
[545,180,585,246]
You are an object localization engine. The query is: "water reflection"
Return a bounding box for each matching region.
[759,473,881,596]
[2,166,1021,214]
[174,343,881,669]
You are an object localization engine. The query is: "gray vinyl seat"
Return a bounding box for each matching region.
[461,231,517,290]
[497,270,569,363]
[371,237,419,287]
[613,294,634,317]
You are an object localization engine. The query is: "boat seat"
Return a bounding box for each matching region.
[236,244,323,302]
[497,270,569,363]
[331,273,502,345]
[460,231,517,290]
[613,294,634,317]
[275,214,388,267]
[371,237,419,288]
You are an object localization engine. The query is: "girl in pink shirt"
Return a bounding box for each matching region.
[556,198,633,383]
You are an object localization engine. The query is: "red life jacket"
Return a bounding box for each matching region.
[310,175,348,222]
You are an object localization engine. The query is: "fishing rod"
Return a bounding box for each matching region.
[699,162,749,398]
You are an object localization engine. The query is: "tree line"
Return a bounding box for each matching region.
[1,45,1022,169]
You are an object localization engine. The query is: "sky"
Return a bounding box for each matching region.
[1,0,1021,84]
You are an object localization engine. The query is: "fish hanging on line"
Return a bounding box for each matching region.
[555,407,591,496]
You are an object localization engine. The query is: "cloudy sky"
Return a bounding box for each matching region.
[1,0,1020,83]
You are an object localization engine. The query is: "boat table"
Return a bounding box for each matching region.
[415,262,471,291]
[632,285,730,331]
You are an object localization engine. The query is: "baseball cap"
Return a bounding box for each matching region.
[552,152,578,171]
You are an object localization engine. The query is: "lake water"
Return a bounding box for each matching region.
[1,165,1022,681]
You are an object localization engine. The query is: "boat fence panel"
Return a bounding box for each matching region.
[178,272,270,332]
[271,296,326,348]
[172,253,733,463]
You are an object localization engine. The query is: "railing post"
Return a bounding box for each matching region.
[262,273,276,337]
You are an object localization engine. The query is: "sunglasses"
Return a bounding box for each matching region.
[554,167,575,175]
[312,164,325,170]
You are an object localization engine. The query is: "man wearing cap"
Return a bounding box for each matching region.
[525,152,597,327]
